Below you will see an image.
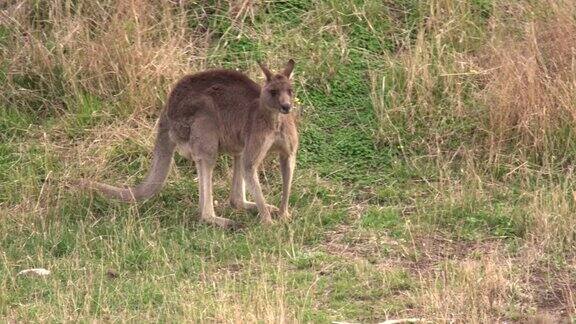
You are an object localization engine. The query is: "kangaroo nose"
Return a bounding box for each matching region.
[280,103,291,113]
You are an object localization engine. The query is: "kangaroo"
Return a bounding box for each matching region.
[79,60,298,228]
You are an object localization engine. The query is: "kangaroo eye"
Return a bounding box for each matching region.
[270,90,278,96]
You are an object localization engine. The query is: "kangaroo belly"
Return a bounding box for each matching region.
[175,143,193,159]
[218,129,245,155]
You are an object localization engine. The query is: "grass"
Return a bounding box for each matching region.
[1,0,576,322]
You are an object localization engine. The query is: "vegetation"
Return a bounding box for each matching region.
[1,0,575,322]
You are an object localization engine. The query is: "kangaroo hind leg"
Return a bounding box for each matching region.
[190,119,236,229]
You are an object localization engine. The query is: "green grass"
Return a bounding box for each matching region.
[1,0,575,322]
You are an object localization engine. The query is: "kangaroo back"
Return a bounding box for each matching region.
[79,114,176,202]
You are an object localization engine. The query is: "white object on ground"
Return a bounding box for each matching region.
[17,268,51,277]
[379,319,428,324]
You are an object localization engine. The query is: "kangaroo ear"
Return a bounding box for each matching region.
[283,59,295,78]
[258,61,272,81]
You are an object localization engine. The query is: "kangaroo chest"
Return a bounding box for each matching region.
[270,125,296,155]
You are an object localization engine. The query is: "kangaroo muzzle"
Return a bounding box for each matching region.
[280,103,291,114]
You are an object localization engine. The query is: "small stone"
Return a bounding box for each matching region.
[106,269,119,279]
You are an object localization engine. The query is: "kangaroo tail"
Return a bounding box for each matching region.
[78,115,176,202]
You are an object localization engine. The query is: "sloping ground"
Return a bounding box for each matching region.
[1,0,575,322]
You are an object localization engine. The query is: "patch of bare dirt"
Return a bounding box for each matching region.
[320,224,505,274]
[321,224,400,262]
[526,259,576,319]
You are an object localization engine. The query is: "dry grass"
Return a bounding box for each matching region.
[415,253,515,322]
[481,0,576,163]
[373,0,576,164]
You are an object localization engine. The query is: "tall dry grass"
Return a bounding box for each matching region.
[373,0,576,167]
[482,0,576,165]
[2,0,213,116]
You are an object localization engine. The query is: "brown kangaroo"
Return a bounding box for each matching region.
[79,60,298,228]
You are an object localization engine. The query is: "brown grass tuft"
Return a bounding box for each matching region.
[2,0,208,115]
[415,254,514,322]
[481,0,576,163]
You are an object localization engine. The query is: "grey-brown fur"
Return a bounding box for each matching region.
[79,60,298,228]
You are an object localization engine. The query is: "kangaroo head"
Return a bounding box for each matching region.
[258,59,295,114]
